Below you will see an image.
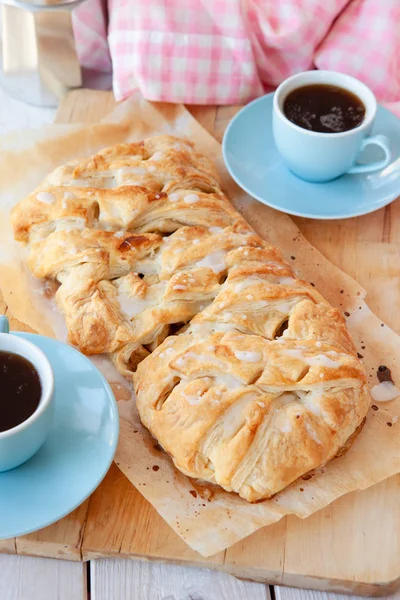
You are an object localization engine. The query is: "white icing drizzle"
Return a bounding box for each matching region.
[234,350,262,362]
[183,352,225,369]
[209,226,223,234]
[117,291,152,318]
[305,421,322,444]
[173,285,186,291]
[189,322,235,338]
[277,276,296,285]
[280,419,292,433]
[168,192,180,202]
[69,178,90,187]
[184,193,200,204]
[150,151,163,161]
[54,218,86,232]
[306,401,322,417]
[114,231,125,238]
[234,276,271,293]
[120,166,147,176]
[213,374,243,390]
[282,349,340,368]
[298,390,323,417]
[37,191,56,205]
[275,301,294,314]
[182,392,202,406]
[370,381,400,402]
[222,393,258,438]
[195,250,226,274]
[274,399,294,433]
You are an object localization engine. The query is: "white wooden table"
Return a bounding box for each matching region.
[0,86,399,600]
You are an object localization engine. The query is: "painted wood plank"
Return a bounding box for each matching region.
[91,557,270,600]
[275,586,400,600]
[0,554,86,600]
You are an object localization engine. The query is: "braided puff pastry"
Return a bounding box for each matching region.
[11,135,370,502]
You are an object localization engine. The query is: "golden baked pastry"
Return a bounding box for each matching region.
[12,135,371,502]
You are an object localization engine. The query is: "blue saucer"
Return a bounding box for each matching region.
[0,333,119,539]
[223,93,400,219]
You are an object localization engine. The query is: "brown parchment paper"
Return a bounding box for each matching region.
[0,93,399,557]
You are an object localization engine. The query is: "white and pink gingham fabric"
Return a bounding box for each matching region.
[73,0,400,113]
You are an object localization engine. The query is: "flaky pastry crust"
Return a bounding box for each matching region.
[12,135,371,502]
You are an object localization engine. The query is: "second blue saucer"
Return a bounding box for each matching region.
[0,333,119,539]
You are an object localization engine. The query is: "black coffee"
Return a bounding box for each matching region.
[283,84,365,133]
[0,351,41,432]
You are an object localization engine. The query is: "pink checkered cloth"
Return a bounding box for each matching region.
[73,0,400,114]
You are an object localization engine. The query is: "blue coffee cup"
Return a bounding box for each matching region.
[273,70,391,183]
[0,316,54,471]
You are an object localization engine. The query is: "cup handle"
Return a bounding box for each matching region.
[0,316,10,334]
[348,134,391,174]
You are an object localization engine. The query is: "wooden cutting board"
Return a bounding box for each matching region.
[1,90,399,596]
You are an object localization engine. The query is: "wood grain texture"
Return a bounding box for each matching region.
[0,555,87,600]
[0,537,16,555]
[282,476,400,595]
[294,207,400,335]
[55,89,117,124]
[91,558,270,600]
[82,463,224,566]
[15,501,90,561]
[1,90,400,596]
[187,105,216,135]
